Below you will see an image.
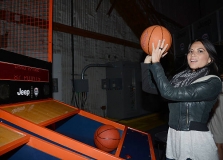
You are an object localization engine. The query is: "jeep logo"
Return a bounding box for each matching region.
[17,88,30,96]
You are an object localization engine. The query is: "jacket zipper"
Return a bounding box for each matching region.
[187,104,189,125]
[177,104,181,130]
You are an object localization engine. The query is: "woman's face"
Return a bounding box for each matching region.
[187,41,211,71]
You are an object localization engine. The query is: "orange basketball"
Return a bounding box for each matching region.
[94,124,120,152]
[140,25,172,55]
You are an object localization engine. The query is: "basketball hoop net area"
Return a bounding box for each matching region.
[0,0,53,62]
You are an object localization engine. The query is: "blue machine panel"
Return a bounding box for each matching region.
[54,114,123,155]
[120,128,152,160]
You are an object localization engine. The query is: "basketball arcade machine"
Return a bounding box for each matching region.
[0,50,156,159]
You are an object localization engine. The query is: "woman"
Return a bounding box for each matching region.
[141,38,222,160]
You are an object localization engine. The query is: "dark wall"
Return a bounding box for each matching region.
[150,0,223,27]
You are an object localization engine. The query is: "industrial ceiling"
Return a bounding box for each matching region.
[107,0,223,39]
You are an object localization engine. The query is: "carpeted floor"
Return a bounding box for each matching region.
[116,112,169,132]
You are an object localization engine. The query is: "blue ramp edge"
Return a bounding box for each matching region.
[3,145,60,160]
[120,128,152,160]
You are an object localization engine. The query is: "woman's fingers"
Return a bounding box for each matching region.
[152,42,155,50]
[152,39,169,55]
[162,43,168,52]
[162,52,168,57]
[151,39,169,63]
[160,39,165,49]
[157,40,161,50]
[155,39,168,51]
[144,55,152,63]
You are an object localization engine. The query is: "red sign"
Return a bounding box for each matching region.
[0,61,49,82]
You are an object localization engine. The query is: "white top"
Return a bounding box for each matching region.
[166,127,218,160]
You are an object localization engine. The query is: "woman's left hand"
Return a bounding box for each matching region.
[151,39,168,63]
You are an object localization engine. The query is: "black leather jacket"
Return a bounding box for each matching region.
[141,63,222,131]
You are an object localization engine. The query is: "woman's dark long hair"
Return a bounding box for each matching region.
[188,38,220,77]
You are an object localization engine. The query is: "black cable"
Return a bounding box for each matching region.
[73,63,114,110]
[70,0,75,106]
[81,63,114,79]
